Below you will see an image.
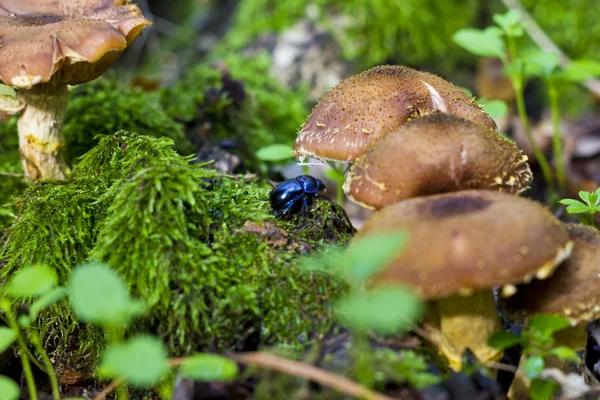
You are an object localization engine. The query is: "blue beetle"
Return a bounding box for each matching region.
[270,175,329,217]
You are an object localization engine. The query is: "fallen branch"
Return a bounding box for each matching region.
[93,378,124,400]
[228,351,394,400]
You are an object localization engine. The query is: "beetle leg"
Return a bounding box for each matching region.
[301,196,309,218]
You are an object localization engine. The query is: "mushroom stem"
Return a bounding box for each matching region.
[17,82,70,180]
[435,291,503,370]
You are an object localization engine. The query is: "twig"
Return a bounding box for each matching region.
[93,378,124,400]
[502,0,600,97]
[484,361,519,373]
[0,171,25,177]
[226,351,394,400]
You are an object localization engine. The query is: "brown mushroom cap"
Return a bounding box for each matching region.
[0,0,151,88]
[343,114,532,210]
[501,223,600,325]
[293,65,498,162]
[356,190,572,300]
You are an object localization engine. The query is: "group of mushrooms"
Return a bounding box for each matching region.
[0,0,151,180]
[293,65,600,395]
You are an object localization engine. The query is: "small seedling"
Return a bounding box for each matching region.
[454,9,600,194]
[0,264,67,400]
[304,232,428,389]
[68,262,238,400]
[559,188,600,226]
[489,314,578,400]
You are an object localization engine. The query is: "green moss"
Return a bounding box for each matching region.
[63,78,194,165]
[1,132,353,368]
[72,131,192,182]
[0,118,28,232]
[162,53,310,170]
[226,0,481,70]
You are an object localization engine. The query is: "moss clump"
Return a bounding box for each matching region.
[162,53,310,170]
[0,118,28,232]
[63,78,194,165]
[1,132,353,368]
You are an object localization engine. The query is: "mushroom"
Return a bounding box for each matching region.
[354,190,573,370]
[0,0,151,180]
[500,223,600,398]
[343,114,532,210]
[293,65,498,163]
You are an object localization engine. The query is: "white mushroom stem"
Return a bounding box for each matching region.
[17,82,70,180]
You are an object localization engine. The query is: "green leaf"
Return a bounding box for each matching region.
[98,335,169,387]
[559,199,590,214]
[478,99,508,119]
[17,316,30,329]
[0,328,16,352]
[528,314,571,336]
[0,375,19,400]
[578,190,592,205]
[523,355,545,379]
[256,144,294,162]
[69,262,144,328]
[30,287,68,318]
[561,60,600,82]
[493,10,524,37]
[180,354,239,382]
[0,84,16,98]
[548,346,580,363]
[452,28,505,57]
[335,286,423,335]
[529,378,560,400]
[303,232,408,284]
[5,264,57,298]
[488,331,522,349]
[342,233,408,282]
[521,49,559,78]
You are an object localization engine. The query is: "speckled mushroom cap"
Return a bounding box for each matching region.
[501,223,600,325]
[0,0,151,88]
[293,65,497,162]
[343,114,532,210]
[355,190,572,300]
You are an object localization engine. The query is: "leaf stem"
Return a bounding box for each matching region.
[1,302,38,400]
[29,330,60,400]
[504,36,555,188]
[547,79,566,191]
[108,327,129,400]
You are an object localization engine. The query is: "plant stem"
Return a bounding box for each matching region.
[504,36,555,188]
[590,212,595,227]
[547,79,566,191]
[108,327,129,400]
[1,302,38,400]
[30,330,60,400]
